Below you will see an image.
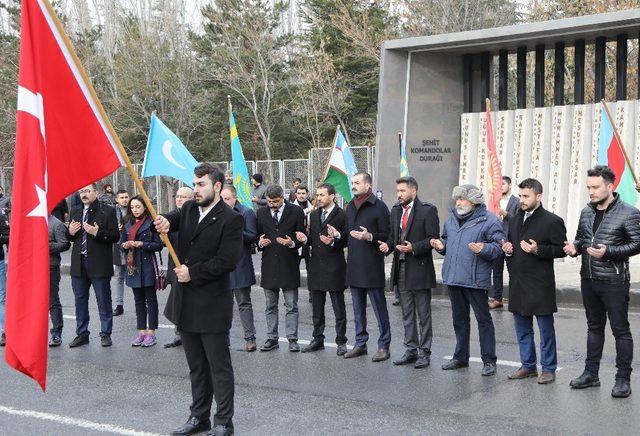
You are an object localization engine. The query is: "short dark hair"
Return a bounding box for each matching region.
[296,185,309,194]
[194,163,224,187]
[354,172,372,185]
[502,176,512,184]
[292,177,302,184]
[587,165,616,185]
[396,176,418,190]
[103,183,112,190]
[116,189,129,196]
[252,173,263,184]
[125,195,149,224]
[265,184,283,199]
[518,178,543,194]
[221,185,237,196]
[317,183,336,196]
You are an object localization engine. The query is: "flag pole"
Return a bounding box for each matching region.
[398,132,402,159]
[321,125,341,182]
[41,0,181,267]
[600,99,640,192]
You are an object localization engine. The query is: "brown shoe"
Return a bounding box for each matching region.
[508,367,538,380]
[344,345,367,359]
[372,348,390,362]
[245,341,257,352]
[537,371,556,384]
[489,299,504,310]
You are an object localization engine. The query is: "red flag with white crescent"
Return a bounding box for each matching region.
[6,0,123,390]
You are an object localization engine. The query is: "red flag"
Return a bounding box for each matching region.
[6,0,123,390]
[485,101,502,214]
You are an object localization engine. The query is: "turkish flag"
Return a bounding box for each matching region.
[6,0,123,390]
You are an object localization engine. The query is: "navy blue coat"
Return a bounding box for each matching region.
[345,194,390,289]
[437,204,506,290]
[229,202,258,289]
[119,216,163,289]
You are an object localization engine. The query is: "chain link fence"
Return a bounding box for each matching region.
[0,146,376,211]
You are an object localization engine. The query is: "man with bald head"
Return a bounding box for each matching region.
[164,186,194,348]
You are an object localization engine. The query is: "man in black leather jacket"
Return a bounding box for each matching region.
[564,165,640,398]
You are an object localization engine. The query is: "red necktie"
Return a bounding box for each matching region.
[401,205,410,230]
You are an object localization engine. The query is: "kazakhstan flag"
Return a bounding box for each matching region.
[142,114,199,186]
[229,98,253,208]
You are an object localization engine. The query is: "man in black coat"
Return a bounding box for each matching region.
[379,177,439,369]
[256,184,306,352]
[564,165,640,399]
[68,183,120,348]
[295,183,348,355]
[339,172,391,362]
[490,176,520,309]
[501,178,566,384]
[155,163,243,436]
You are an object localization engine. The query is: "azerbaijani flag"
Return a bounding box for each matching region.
[598,104,637,205]
[323,126,358,201]
[399,133,410,177]
[228,97,253,208]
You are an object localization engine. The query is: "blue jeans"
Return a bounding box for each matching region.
[351,287,391,349]
[0,259,6,330]
[513,313,557,372]
[71,257,113,337]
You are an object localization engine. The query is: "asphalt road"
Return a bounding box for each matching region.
[0,276,639,435]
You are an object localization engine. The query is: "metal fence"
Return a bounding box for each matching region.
[0,146,375,212]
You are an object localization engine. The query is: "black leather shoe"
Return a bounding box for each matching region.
[301,339,324,353]
[206,424,234,436]
[570,371,600,389]
[170,417,211,436]
[164,337,183,348]
[336,344,348,356]
[611,378,632,398]
[393,350,418,366]
[49,336,62,347]
[101,335,112,347]
[260,339,279,352]
[414,349,431,369]
[113,305,124,316]
[0,332,5,347]
[344,345,367,358]
[442,359,469,370]
[481,362,497,376]
[392,298,400,306]
[69,335,89,348]
[288,340,300,352]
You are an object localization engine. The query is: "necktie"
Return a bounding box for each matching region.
[81,208,88,255]
[321,210,327,224]
[523,211,532,223]
[273,209,279,225]
[401,205,411,230]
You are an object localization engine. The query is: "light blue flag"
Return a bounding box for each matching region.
[229,100,253,208]
[142,114,199,186]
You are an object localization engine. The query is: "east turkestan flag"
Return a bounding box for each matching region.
[229,99,253,208]
[141,113,199,187]
[7,0,124,390]
[323,126,358,201]
[598,104,637,206]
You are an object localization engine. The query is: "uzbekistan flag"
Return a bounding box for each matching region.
[598,104,637,205]
[324,126,358,201]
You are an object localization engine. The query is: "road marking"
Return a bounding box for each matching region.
[443,356,563,371]
[277,338,353,350]
[64,314,174,329]
[0,405,162,436]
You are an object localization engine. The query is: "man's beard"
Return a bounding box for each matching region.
[196,193,215,207]
[455,204,473,216]
[400,196,414,206]
[590,196,608,206]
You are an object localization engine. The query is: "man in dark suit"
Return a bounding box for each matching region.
[339,172,391,362]
[68,183,120,348]
[256,184,306,352]
[112,189,129,316]
[490,176,520,309]
[221,185,259,352]
[379,177,439,369]
[295,183,348,355]
[155,163,243,436]
[502,178,567,385]
[164,186,193,349]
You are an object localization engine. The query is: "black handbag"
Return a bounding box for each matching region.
[152,252,168,291]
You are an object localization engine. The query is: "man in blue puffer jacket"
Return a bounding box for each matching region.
[430,184,505,376]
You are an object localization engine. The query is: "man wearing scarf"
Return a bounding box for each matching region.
[337,172,392,362]
[431,184,504,377]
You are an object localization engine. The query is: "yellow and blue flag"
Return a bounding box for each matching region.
[399,133,410,177]
[229,98,253,208]
[141,114,198,186]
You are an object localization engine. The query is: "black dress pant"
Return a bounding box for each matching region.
[310,290,347,345]
[581,279,633,380]
[181,331,234,426]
